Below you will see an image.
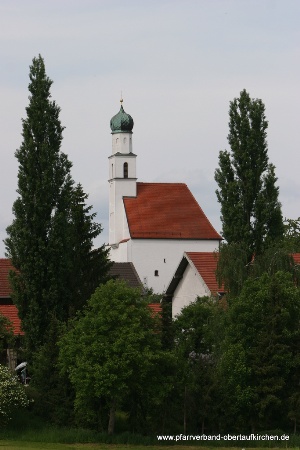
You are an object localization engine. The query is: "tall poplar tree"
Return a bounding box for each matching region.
[215,90,284,261]
[5,55,110,355]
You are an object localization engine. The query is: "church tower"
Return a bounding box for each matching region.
[108,101,136,246]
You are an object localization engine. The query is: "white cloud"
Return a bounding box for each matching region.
[0,0,299,256]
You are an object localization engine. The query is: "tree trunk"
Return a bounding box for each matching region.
[108,399,116,435]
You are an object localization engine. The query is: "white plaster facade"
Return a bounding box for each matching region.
[109,238,219,293]
[172,264,210,318]
[108,128,136,246]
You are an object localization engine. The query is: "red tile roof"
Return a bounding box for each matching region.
[0,305,24,336]
[148,303,162,316]
[186,252,224,294]
[0,259,14,297]
[123,183,221,240]
[293,253,300,264]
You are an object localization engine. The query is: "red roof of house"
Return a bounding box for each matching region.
[123,183,221,240]
[148,303,162,316]
[293,253,300,264]
[0,305,24,336]
[0,259,14,297]
[186,252,224,294]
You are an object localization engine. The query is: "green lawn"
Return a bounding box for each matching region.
[0,443,204,450]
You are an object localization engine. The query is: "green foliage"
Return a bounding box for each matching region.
[283,217,300,252]
[5,55,110,355]
[59,183,111,317]
[217,242,300,296]
[215,243,250,297]
[0,313,14,359]
[215,89,284,261]
[0,364,29,426]
[58,280,164,434]
[173,296,224,433]
[29,317,75,425]
[219,271,300,431]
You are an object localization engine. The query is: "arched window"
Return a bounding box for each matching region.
[123,162,128,178]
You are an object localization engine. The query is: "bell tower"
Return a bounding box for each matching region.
[108,100,137,246]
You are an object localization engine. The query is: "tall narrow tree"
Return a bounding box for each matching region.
[5,55,110,355]
[215,90,284,261]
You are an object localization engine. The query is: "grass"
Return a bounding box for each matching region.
[0,443,188,450]
[1,445,293,450]
[1,411,299,449]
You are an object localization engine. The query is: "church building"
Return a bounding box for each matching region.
[108,101,221,293]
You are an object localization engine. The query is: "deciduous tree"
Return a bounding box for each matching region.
[215,90,284,261]
[59,280,163,434]
[218,271,300,431]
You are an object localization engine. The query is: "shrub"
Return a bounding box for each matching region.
[0,364,29,426]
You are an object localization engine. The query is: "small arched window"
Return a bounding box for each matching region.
[123,162,128,178]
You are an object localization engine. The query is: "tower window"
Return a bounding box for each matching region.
[123,162,128,178]
[154,270,159,277]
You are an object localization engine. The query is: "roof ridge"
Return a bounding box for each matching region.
[137,181,187,186]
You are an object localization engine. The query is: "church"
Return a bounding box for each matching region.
[108,101,221,293]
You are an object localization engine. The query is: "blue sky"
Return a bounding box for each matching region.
[0,0,299,256]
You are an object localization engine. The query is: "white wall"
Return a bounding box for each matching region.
[130,238,219,293]
[172,264,210,318]
[111,132,132,154]
[108,179,135,245]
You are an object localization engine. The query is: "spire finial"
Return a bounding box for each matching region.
[120,91,123,105]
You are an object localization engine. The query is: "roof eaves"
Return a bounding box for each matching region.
[164,256,189,300]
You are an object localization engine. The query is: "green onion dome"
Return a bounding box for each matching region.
[110,104,134,134]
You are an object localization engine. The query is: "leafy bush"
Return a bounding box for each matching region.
[0,364,29,426]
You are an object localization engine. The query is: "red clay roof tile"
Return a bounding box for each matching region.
[123,183,221,240]
[186,252,223,294]
[148,303,162,316]
[0,259,14,298]
[0,305,24,336]
[293,253,300,264]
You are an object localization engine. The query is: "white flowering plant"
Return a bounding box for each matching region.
[0,364,29,426]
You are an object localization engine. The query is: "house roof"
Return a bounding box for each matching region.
[186,252,223,294]
[293,253,300,264]
[123,182,222,240]
[148,303,162,316]
[0,305,24,336]
[165,251,223,299]
[0,258,14,298]
[109,262,144,291]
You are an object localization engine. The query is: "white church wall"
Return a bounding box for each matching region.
[172,264,210,318]
[108,154,136,179]
[130,239,219,293]
[112,132,132,154]
[109,179,135,245]
[109,240,129,262]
